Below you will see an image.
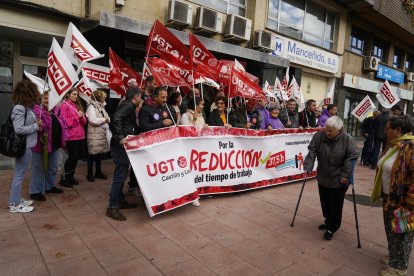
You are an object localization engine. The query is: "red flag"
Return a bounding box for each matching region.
[146,20,190,69]
[229,69,266,100]
[189,34,221,80]
[108,48,142,96]
[146,58,192,87]
[218,60,259,85]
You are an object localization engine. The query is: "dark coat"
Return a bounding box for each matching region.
[304,130,359,188]
[279,108,300,128]
[229,105,262,129]
[139,98,175,132]
[207,109,226,126]
[299,109,317,128]
[110,100,139,146]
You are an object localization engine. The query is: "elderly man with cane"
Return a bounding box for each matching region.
[303,116,359,240]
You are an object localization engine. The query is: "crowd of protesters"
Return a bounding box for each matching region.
[8,74,414,275]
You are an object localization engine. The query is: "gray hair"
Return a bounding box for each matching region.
[325,116,343,130]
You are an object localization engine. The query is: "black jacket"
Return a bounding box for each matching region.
[299,110,317,128]
[139,98,175,132]
[110,100,139,146]
[373,111,390,139]
[229,105,261,129]
[207,109,226,126]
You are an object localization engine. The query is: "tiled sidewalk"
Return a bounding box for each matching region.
[0,158,412,276]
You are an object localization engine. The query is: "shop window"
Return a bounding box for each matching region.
[189,0,247,16]
[20,41,49,59]
[0,40,13,94]
[405,53,414,72]
[267,0,336,50]
[349,26,367,55]
[392,48,404,69]
[372,37,388,62]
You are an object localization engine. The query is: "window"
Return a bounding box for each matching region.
[406,53,414,72]
[392,48,404,69]
[267,0,336,50]
[372,37,388,62]
[20,41,49,59]
[349,26,367,55]
[189,0,247,16]
[0,40,13,94]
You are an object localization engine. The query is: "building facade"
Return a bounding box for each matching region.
[0,0,413,135]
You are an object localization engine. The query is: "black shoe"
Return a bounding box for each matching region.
[318,224,327,230]
[87,175,95,182]
[30,193,46,201]
[59,179,73,188]
[95,172,108,180]
[324,230,333,241]
[106,207,126,221]
[119,201,137,210]
[45,187,64,194]
[370,165,376,170]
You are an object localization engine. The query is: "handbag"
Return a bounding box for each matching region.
[391,207,414,233]
[0,107,27,158]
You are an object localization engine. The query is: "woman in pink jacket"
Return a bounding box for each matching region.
[59,88,87,187]
[30,91,65,200]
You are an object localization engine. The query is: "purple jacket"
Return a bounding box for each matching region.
[32,105,65,153]
[258,107,270,130]
[318,109,330,127]
[59,100,87,141]
[267,116,284,129]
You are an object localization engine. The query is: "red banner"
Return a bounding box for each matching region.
[146,20,190,70]
[189,34,221,80]
[108,48,142,96]
[146,58,192,87]
[229,69,266,100]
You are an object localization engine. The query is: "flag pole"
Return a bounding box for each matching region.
[141,22,156,88]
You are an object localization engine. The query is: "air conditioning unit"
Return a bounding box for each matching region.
[363,56,379,71]
[115,0,125,6]
[253,30,276,52]
[407,72,414,82]
[195,7,222,34]
[167,0,193,27]
[224,14,252,41]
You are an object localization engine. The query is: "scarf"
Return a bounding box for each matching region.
[371,133,414,202]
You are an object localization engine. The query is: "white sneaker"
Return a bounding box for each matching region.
[192,199,200,207]
[20,198,34,206]
[9,203,34,213]
[380,267,408,276]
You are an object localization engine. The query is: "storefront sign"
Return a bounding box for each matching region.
[125,126,317,217]
[343,73,413,101]
[271,34,339,74]
[376,64,405,84]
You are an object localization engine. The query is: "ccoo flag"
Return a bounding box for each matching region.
[376,80,400,108]
[47,38,79,111]
[62,22,103,69]
[351,95,376,122]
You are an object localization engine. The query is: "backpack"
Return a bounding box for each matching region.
[0,107,27,158]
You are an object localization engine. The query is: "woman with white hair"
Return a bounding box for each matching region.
[304,116,359,240]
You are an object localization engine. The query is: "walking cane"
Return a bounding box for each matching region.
[350,159,362,248]
[290,173,308,227]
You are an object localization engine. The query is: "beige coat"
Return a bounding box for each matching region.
[86,100,110,155]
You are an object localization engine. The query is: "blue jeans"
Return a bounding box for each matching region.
[109,145,129,208]
[9,148,32,206]
[30,149,61,194]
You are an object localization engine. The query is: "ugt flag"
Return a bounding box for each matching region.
[376,80,400,108]
[62,22,103,69]
[229,68,266,100]
[47,38,79,110]
[146,20,190,69]
[109,48,142,96]
[351,95,376,122]
[145,57,191,87]
[189,34,221,80]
